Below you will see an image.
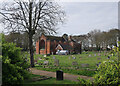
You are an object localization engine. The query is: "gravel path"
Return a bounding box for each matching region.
[30,68,94,82]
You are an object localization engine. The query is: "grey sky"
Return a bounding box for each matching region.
[57,2,118,36]
[0,1,118,36]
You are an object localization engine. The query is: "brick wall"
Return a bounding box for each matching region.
[36,40,39,54]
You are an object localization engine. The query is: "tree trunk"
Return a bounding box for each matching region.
[29,34,34,67]
[29,1,34,67]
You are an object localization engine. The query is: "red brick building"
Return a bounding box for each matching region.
[36,34,81,55]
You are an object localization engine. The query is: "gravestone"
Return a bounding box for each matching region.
[43,61,49,65]
[81,64,89,67]
[98,53,100,56]
[72,57,76,59]
[54,59,59,66]
[44,55,47,57]
[72,61,78,65]
[56,70,63,80]
[38,58,42,60]
[94,54,96,56]
[52,52,53,55]
[34,60,37,64]
[53,56,56,59]
[88,54,91,57]
[97,58,101,60]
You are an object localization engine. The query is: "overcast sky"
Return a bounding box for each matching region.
[0,1,119,36]
[57,2,118,36]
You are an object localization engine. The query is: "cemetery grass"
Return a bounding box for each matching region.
[23,51,117,77]
[23,73,79,84]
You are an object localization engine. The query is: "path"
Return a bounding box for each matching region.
[30,68,94,82]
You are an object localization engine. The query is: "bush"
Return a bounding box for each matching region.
[2,34,30,85]
[93,60,119,85]
[78,77,92,85]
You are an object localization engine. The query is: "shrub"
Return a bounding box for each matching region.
[93,60,119,85]
[2,34,30,85]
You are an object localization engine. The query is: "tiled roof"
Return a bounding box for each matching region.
[46,36,65,42]
[60,43,73,50]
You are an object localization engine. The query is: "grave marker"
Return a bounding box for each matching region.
[44,55,47,57]
[72,61,78,65]
[54,59,59,66]
[89,54,91,57]
[81,64,89,67]
[56,70,63,80]
[53,56,56,59]
[72,57,76,59]
[94,54,96,56]
[43,61,49,65]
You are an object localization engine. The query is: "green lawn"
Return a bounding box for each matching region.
[22,51,117,76]
[23,74,79,85]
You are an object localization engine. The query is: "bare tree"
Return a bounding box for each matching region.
[0,0,65,67]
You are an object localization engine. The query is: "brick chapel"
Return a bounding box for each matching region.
[36,33,81,55]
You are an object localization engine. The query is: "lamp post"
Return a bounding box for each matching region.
[116,33,119,47]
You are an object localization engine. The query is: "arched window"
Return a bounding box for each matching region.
[39,40,45,50]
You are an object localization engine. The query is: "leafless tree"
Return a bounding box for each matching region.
[0,0,65,67]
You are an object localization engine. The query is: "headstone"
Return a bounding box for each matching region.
[44,55,47,57]
[53,56,56,59]
[72,57,76,59]
[52,52,53,55]
[34,60,37,64]
[38,58,42,60]
[98,53,100,56]
[97,58,101,60]
[43,61,49,65]
[54,59,59,66]
[88,54,91,57]
[72,61,78,65]
[81,64,89,67]
[56,70,63,80]
[94,54,96,56]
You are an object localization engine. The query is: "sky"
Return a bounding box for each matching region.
[56,2,118,36]
[0,0,119,36]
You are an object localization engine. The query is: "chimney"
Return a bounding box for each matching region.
[68,35,72,41]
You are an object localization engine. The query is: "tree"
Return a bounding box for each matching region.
[0,0,65,67]
[5,32,29,51]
